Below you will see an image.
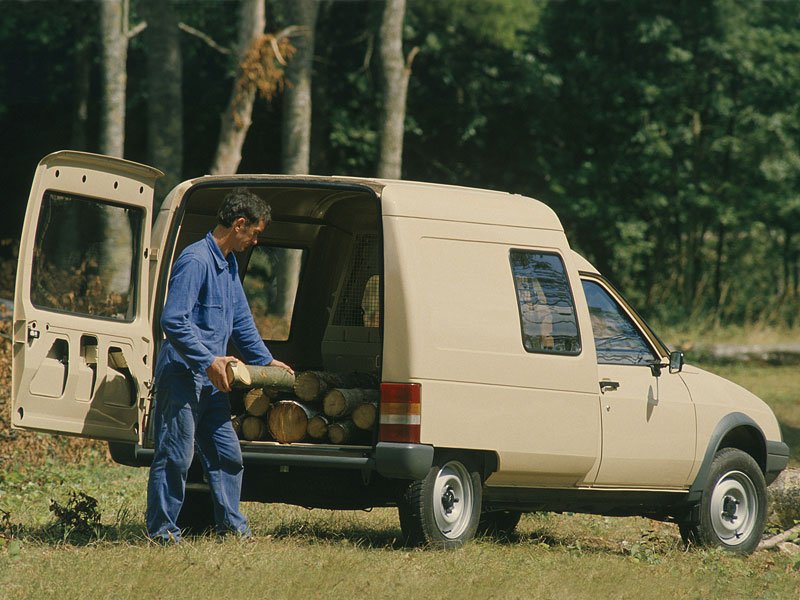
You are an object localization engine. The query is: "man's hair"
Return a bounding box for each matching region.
[217,188,271,227]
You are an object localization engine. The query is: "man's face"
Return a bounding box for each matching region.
[232,218,266,252]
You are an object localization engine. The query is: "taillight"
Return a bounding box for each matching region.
[379,383,421,443]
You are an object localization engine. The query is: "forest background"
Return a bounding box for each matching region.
[1,0,799,333]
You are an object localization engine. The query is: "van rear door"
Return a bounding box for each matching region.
[12,151,162,442]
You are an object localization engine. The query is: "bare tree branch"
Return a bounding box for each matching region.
[126,21,147,40]
[178,22,232,55]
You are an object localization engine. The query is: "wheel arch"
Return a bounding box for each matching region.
[687,412,767,503]
[432,447,499,483]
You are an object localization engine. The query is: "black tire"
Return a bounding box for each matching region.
[177,488,216,535]
[398,453,482,548]
[679,448,766,554]
[477,510,522,539]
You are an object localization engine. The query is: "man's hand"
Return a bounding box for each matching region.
[206,356,237,392]
[269,358,295,375]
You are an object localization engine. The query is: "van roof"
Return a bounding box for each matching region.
[189,173,564,232]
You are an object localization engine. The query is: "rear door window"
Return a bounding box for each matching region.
[31,191,143,321]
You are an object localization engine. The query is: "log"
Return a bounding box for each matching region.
[241,415,267,441]
[231,413,244,437]
[306,414,331,440]
[268,400,318,443]
[758,522,800,551]
[352,401,378,430]
[243,388,270,417]
[328,420,365,445]
[226,361,296,391]
[294,371,379,402]
[323,388,380,418]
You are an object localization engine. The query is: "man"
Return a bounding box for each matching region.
[146,187,292,542]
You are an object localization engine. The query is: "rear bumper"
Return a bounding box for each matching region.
[766,440,790,485]
[109,440,434,481]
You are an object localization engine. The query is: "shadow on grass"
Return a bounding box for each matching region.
[9,522,149,546]
[266,519,406,549]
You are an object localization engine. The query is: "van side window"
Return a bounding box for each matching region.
[31,191,143,321]
[242,245,304,341]
[510,250,581,355]
[581,279,656,365]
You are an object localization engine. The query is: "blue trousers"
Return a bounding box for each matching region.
[146,365,250,541]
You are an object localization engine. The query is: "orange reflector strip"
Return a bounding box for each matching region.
[379,383,421,443]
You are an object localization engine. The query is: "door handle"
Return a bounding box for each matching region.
[599,380,620,393]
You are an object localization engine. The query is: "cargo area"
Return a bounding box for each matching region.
[149,180,400,507]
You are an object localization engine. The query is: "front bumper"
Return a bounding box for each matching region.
[766,440,790,485]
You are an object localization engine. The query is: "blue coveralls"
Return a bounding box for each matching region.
[146,232,272,541]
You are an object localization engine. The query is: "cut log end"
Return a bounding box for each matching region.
[241,415,267,441]
[352,401,377,430]
[244,388,270,416]
[268,400,316,444]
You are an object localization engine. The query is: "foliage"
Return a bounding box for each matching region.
[49,491,101,538]
[1,0,800,326]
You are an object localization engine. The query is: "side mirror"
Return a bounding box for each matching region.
[669,351,684,374]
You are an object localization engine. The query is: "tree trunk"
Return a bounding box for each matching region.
[226,361,296,391]
[323,388,380,418]
[294,371,379,402]
[267,400,317,443]
[281,0,318,174]
[209,0,266,174]
[99,0,128,157]
[352,401,378,430]
[243,388,270,417]
[142,0,183,202]
[241,415,267,441]
[70,39,91,151]
[328,420,364,445]
[377,0,413,179]
[306,414,330,440]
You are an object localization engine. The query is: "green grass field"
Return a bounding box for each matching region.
[1,364,799,599]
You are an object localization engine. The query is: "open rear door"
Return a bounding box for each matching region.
[12,151,163,443]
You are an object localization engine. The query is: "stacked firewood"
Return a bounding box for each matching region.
[226,361,379,445]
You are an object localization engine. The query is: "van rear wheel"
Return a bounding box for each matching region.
[398,454,482,548]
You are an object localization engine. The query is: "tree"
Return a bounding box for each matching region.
[141,0,182,199]
[281,0,318,175]
[209,0,266,175]
[377,0,416,179]
[98,0,144,157]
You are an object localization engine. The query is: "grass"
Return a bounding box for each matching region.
[1,462,798,600]
[1,364,800,599]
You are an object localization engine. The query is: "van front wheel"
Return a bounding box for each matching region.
[398,455,482,548]
[679,448,766,554]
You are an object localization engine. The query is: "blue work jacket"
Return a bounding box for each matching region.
[155,231,272,383]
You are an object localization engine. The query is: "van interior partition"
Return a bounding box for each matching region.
[153,181,384,448]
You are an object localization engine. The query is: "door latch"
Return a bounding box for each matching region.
[599,379,620,393]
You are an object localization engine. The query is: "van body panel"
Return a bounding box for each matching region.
[380,186,603,486]
[593,364,696,488]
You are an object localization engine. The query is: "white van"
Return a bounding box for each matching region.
[12,151,789,552]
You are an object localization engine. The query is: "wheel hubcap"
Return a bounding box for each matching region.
[432,461,473,539]
[709,470,758,545]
